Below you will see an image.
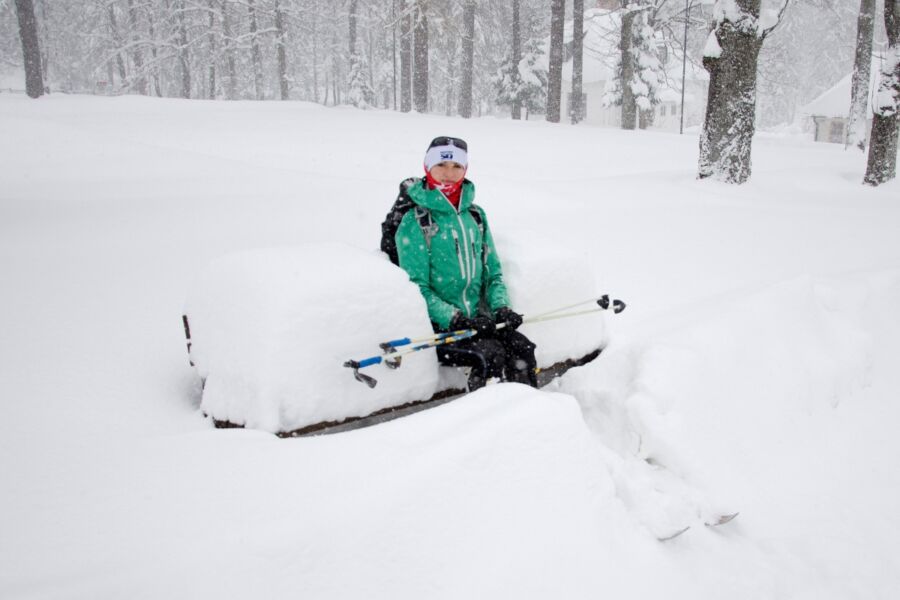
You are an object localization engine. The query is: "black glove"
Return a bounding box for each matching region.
[495,306,523,330]
[451,312,496,336]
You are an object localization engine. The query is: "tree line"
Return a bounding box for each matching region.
[6,0,899,186]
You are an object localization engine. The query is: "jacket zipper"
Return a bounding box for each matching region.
[470,228,478,278]
[440,188,474,318]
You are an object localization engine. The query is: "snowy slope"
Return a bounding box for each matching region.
[1,94,899,599]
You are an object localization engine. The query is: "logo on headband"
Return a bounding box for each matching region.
[440,151,454,160]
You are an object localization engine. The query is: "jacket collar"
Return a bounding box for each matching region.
[407,177,475,214]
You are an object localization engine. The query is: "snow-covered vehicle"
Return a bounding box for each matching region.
[183,239,612,436]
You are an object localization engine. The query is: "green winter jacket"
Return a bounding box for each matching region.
[395,178,511,330]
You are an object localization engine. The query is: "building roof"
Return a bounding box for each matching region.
[800,56,884,118]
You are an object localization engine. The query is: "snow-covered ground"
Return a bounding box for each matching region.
[2,94,899,599]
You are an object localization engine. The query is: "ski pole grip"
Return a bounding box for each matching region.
[358,356,383,368]
[382,337,411,349]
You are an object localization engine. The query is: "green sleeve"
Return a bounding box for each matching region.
[479,210,512,313]
[395,210,459,329]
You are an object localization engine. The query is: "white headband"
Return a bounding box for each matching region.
[424,144,469,171]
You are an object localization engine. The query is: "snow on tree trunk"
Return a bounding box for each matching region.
[126,0,147,95]
[570,0,585,124]
[698,0,764,184]
[400,2,412,113]
[620,6,637,130]
[413,1,428,113]
[863,2,900,187]
[14,0,44,98]
[458,0,476,118]
[108,4,128,88]
[546,0,565,123]
[848,0,876,151]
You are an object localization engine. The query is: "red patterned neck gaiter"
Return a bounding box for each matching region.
[425,169,464,209]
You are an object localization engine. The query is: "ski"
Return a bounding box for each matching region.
[657,526,691,541]
[657,512,739,542]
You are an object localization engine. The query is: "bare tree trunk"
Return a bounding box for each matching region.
[275,0,289,100]
[248,0,264,100]
[392,0,398,109]
[177,0,192,99]
[698,0,765,184]
[547,0,565,122]
[620,4,637,130]
[570,0,584,123]
[220,0,238,100]
[207,2,217,99]
[400,1,412,112]
[413,0,428,113]
[312,1,320,103]
[13,0,44,98]
[108,4,128,88]
[35,0,49,89]
[458,0,476,118]
[148,9,162,96]
[511,0,522,120]
[349,0,358,55]
[125,0,147,94]
[863,0,900,186]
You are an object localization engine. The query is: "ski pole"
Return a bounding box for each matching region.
[344,329,478,388]
[378,296,625,352]
[525,297,625,324]
[527,296,610,319]
[378,328,477,353]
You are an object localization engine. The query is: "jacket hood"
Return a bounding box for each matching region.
[406,178,476,214]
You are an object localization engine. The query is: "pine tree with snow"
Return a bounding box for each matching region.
[347,52,376,109]
[602,3,665,130]
[494,18,547,119]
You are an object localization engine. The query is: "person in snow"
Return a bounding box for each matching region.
[390,135,537,391]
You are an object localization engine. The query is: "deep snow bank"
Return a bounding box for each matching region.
[184,244,440,432]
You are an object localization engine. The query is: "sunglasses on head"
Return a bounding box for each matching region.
[428,136,468,151]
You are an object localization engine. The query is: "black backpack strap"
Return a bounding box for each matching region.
[468,205,484,234]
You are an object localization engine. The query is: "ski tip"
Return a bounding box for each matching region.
[657,525,691,541]
[705,512,740,527]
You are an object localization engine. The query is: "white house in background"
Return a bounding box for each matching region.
[800,56,883,144]
[557,7,709,131]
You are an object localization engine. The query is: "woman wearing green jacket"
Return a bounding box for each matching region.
[390,136,537,391]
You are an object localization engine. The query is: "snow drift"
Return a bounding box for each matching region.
[184,244,439,433]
